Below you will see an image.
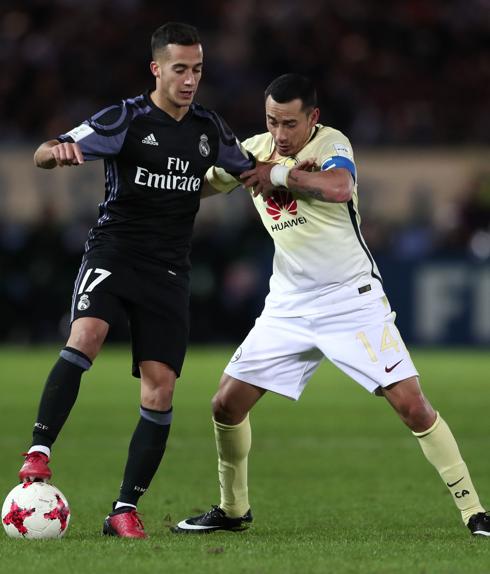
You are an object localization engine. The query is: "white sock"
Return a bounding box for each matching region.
[28,445,51,458]
[115,501,136,510]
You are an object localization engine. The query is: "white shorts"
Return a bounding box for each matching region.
[224,295,418,400]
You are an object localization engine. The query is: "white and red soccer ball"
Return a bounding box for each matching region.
[2,482,70,539]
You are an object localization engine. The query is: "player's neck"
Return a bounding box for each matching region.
[150,92,189,122]
[270,150,284,161]
[270,127,316,161]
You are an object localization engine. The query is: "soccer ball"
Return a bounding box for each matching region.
[2,482,70,539]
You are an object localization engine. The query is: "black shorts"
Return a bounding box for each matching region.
[71,257,189,378]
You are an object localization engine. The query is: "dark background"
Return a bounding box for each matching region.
[0,0,489,345]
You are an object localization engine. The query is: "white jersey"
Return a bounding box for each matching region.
[206,124,383,316]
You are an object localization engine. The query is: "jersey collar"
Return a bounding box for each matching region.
[267,124,321,161]
[144,90,194,124]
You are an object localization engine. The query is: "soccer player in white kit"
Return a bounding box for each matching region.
[174,74,489,536]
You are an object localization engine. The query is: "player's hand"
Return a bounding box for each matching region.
[51,142,84,167]
[293,158,317,172]
[240,162,276,197]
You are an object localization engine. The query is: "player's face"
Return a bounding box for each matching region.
[151,43,203,111]
[265,96,319,157]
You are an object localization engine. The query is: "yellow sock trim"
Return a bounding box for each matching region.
[214,415,251,518]
[412,411,441,438]
[414,412,484,524]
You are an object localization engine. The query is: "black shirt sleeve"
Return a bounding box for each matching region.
[210,111,255,176]
[57,102,131,161]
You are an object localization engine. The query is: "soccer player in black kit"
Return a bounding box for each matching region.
[18,22,254,538]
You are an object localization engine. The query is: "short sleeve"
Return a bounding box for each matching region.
[57,102,131,161]
[210,112,255,176]
[205,166,242,194]
[317,132,357,182]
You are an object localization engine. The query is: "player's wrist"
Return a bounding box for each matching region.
[270,164,290,188]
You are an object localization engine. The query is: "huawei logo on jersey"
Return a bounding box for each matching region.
[266,190,298,221]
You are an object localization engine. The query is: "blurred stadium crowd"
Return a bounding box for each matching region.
[1,0,488,143]
[0,0,489,343]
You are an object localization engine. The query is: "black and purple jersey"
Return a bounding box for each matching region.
[58,91,254,274]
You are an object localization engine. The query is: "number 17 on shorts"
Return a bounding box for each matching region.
[71,262,114,321]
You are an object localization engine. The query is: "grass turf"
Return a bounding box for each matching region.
[0,346,489,573]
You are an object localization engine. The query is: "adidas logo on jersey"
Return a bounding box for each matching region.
[142,133,159,146]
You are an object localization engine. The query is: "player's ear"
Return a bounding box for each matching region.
[150,61,160,79]
[309,107,320,126]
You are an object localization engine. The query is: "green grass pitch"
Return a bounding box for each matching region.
[1,346,489,573]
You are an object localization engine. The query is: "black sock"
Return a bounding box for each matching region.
[31,346,92,449]
[118,406,173,506]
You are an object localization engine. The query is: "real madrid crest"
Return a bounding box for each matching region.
[77,294,90,311]
[199,134,210,157]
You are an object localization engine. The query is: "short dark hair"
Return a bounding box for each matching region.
[264,74,317,111]
[151,22,200,58]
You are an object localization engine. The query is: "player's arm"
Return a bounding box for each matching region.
[210,111,255,176]
[240,162,353,203]
[34,139,84,169]
[201,157,245,201]
[35,102,131,170]
[201,178,223,198]
[287,166,353,203]
[204,114,257,199]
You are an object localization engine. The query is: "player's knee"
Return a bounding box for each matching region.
[212,392,241,425]
[400,396,436,432]
[211,392,226,420]
[141,381,174,411]
[67,326,105,359]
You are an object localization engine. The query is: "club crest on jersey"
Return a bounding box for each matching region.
[199,134,210,157]
[77,294,90,311]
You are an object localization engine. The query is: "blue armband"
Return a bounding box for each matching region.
[321,155,356,182]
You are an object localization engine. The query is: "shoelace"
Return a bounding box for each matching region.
[21,452,48,461]
[128,510,145,531]
[203,506,223,519]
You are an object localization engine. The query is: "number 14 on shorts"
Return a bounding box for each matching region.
[356,325,401,363]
